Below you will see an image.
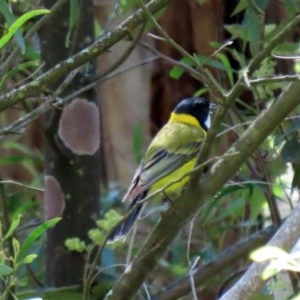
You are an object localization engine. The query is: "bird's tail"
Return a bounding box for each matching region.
[107,193,146,242]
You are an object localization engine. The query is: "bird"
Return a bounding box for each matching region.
[108,97,215,242]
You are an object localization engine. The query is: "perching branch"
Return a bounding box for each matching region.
[0,0,169,112]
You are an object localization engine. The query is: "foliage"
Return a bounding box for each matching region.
[0,215,60,298]
[251,246,300,280]
[0,9,49,51]
[0,0,300,299]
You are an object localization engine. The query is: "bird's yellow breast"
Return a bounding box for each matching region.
[145,117,206,196]
[150,157,197,194]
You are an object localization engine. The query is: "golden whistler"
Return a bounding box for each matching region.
[108,97,215,242]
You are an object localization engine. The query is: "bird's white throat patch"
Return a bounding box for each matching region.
[205,115,211,129]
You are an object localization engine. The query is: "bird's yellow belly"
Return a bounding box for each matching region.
[150,158,197,195]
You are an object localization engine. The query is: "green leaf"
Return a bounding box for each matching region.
[169,56,193,79]
[88,228,105,245]
[216,53,234,86]
[275,118,300,147]
[4,214,22,240]
[120,0,139,13]
[0,61,39,88]
[194,87,208,97]
[284,0,299,15]
[65,238,86,253]
[133,123,143,163]
[281,139,300,163]
[0,0,15,24]
[66,0,79,47]
[0,0,25,53]
[292,164,300,189]
[0,264,13,276]
[0,155,25,165]
[16,285,85,300]
[94,19,102,37]
[261,261,282,280]
[224,24,246,41]
[231,0,247,16]
[13,237,20,257]
[0,9,50,51]
[97,210,123,232]
[244,8,260,55]
[250,246,288,262]
[20,254,37,265]
[273,42,300,55]
[18,218,61,262]
[242,1,269,55]
[169,55,233,80]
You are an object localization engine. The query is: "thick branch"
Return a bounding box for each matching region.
[105,80,300,299]
[153,225,276,300]
[220,201,300,300]
[0,0,169,112]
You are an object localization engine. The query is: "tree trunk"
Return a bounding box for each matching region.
[39,0,100,286]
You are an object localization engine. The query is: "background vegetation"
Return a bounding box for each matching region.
[1,0,300,299]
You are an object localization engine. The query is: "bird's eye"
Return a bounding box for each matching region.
[209,103,217,111]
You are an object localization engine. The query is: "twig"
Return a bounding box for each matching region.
[139,41,209,83]
[0,180,44,192]
[90,21,146,83]
[186,214,200,300]
[139,0,225,101]
[64,55,159,102]
[0,68,80,141]
[249,75,300,85]
[103,0,121,33]
[0,98,52,140]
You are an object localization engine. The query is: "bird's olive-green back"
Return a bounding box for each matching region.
[144,122,206,160]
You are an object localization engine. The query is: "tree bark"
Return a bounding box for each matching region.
[39,0,101,286]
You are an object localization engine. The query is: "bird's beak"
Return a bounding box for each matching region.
[209,103,217,113]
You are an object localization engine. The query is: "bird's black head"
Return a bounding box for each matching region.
[174,97,215,131]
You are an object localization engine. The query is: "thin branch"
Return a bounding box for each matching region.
[139,41,207,82]
[0,0,169,112]
[64,55,159,102]
[103,0,121,33]
[0,180,44,192]
[139,0,226,101]
[249,75,300,85]
[90,21,146,82]
[0,98,52,140]
[0,68,80,141]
